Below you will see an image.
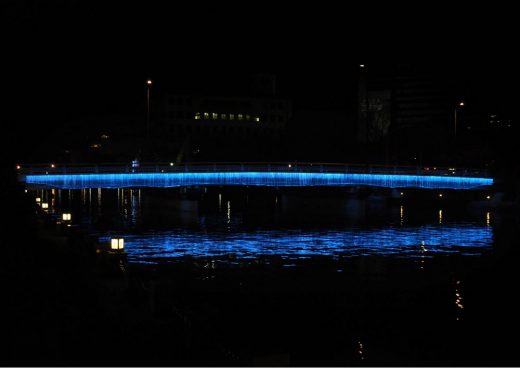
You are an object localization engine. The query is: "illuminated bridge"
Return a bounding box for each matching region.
[18,163,493,190]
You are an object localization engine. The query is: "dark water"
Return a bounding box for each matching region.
[33,187,520,365]
[99,224,492,263]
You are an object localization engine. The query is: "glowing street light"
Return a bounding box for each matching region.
[111,237,124,250]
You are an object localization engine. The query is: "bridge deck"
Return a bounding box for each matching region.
[18,163,493,190]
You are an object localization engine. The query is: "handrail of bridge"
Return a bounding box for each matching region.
[17,162,490,178]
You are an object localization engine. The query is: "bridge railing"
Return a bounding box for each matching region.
[17,162,489,178]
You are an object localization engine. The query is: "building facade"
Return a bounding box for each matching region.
[153,75,292,162]
[357,64,458,164]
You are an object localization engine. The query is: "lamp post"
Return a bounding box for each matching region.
[146,79,152,148]
[454,101,464,139]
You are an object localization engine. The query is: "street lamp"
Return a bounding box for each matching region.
[454,101,464,139]
[111,237,124,250]
[146,79,152,148]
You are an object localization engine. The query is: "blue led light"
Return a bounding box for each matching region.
[98,225,492,264]
[24,172,493,190]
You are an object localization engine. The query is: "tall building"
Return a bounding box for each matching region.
[357,64,458,164]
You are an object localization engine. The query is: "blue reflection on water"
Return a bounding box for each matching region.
[99,224,492,264]
[25,172,493,189]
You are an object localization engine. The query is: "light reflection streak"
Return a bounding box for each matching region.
[455,280,464,320]
[357,341,365,361]
[226,201,231,224]
[420,240,427,269]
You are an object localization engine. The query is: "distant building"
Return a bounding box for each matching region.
[158,93,291,137]
[57,114,143,162]
[357,64,458,163]
[154,74,292,161]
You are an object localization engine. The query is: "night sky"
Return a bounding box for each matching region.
[3,1,518,161]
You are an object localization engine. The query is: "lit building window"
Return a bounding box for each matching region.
[221,113,227,120]
[204,112,209,119]
[212,113,218,120]
[194,112,201,120]
[238,114,243,121]
[255,117,260,122]
[246,114,251,121]
[229,114,235,120]
[101,134,110,139]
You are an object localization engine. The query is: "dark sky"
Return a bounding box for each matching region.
[3,1,519,136]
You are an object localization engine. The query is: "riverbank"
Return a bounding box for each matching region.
[2,182,191,365]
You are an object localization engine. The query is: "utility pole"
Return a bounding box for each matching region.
[146,79,152,151]
[454,101,464,140]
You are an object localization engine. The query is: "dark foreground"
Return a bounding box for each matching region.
[3,183,520,366]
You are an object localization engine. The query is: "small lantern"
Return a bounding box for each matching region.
[111,238,124,250]
[41,202,49,209]
[62,213,72,221]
